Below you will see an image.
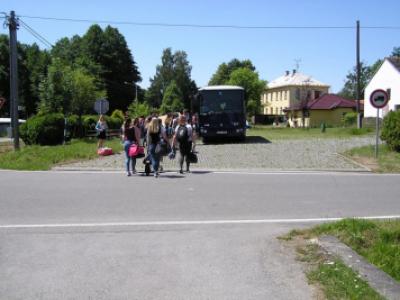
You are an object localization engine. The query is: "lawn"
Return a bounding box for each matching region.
[282,218,400,299]
[345,144,400,173]
[0,138,123,171]
[247,125,374,141]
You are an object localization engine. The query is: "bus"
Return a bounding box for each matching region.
[194,85,246,141]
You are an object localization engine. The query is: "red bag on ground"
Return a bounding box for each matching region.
[97,147,113,156]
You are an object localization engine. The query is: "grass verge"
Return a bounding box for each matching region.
[299,243,384,299]
[0,138,122,170]
[247,126,374,141]
[345,144,400,173]
[281,218,400,299]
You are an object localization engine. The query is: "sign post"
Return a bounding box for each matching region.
[369,89,389,158]
[94,99,109,115]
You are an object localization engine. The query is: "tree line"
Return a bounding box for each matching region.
[2,23,396,120]
[0,24,266,120]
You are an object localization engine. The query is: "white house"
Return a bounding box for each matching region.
[364,57,400,118]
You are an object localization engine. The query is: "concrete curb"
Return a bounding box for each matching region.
[335,153,372,172]
[318,235,400,300]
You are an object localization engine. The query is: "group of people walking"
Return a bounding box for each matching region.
[120,111,198,178]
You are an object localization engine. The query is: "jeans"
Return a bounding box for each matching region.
[179,141,192,171]
[124,140,136,173]
[148,143,159,173]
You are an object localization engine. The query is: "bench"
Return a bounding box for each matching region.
[86,129,121,139]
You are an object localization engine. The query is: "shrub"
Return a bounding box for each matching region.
[20,113,65,145]
[381,110,400,152]
[343,112,357,127]
[111,109,125,122]
[82,115,98,130]
[105,116,123,129]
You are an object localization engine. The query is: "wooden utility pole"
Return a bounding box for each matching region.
[8,11,20,150]
[356,20,362,129]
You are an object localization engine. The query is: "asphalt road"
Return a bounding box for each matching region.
[1,170,399,299]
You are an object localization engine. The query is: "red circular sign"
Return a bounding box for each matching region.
[370,89,389,109]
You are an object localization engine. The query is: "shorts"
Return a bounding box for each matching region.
[97,130,106,139]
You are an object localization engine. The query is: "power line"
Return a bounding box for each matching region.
[17,14,400,30]
[19,19,53,48]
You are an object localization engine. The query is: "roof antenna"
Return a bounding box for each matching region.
[294,58,301,72]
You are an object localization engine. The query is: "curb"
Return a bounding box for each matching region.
[318,235,400,300]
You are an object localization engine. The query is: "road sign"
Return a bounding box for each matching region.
[94,99,109,114]
[370,89,389,109]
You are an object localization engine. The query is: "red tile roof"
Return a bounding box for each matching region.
[285,94,357,111]
[307,94,357,110]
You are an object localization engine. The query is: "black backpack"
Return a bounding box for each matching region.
[176,125,188,143]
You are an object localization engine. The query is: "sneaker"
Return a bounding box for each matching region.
[132,169,137,174]
[154,172,159,178]
[127,172,132,177]
[179,170,184,174]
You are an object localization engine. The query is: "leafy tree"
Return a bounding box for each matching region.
[146,48,197,109]
[38,59,70,114]
[159,80,184,114]
[127,101,151,118]
[69,68,106,117]
[209,59,256,85]
[81,25,141,112]
[392,47,400,57]
[0,35,49,118]
[227,68,266,116]
[338,62,372,100]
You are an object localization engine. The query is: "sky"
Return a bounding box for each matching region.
[2,0,400,93]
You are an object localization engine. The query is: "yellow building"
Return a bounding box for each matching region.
[284,94,357,127]
[261,70,330,116]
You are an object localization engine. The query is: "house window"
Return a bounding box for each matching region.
[395,105,400,111]
[295,88,300,100]
[270,107,273,114]
[314,91,320,99]
[267,93,271,101]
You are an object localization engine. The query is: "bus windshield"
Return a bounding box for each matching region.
[200,90,243,114]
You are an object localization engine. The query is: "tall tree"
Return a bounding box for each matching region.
[392,47,400,57]
[338,62,372,100]
[209,59,256,85]
[146,48,197,110]
[159,80,184,114]
[227,67,266,116]
[81,25,141,112]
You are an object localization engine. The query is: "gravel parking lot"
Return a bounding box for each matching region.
[54,136,375,172]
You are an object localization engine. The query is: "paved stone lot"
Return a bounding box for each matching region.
[54,136,375,172]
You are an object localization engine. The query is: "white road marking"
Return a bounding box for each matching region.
[1,215,399,229]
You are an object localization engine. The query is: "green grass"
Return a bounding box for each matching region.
[306,249,385,299]
[311,219,400,283]
[281,218,400,299]
[247,126,374,141]
[346,144,400,173]
[285,218,400,283]
[0,138,123,170]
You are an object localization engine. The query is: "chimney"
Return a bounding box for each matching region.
[285,70,290,76]
[292,69,297,75]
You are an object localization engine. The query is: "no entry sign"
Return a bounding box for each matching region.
[370,89,389,109]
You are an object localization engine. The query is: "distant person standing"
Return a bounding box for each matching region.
[173,115,194,174]
[95,114,108,148]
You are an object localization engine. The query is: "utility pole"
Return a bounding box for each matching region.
[8,11,20,150]
[356,20,362,129]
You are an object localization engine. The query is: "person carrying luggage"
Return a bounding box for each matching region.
[172,115,194,174]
